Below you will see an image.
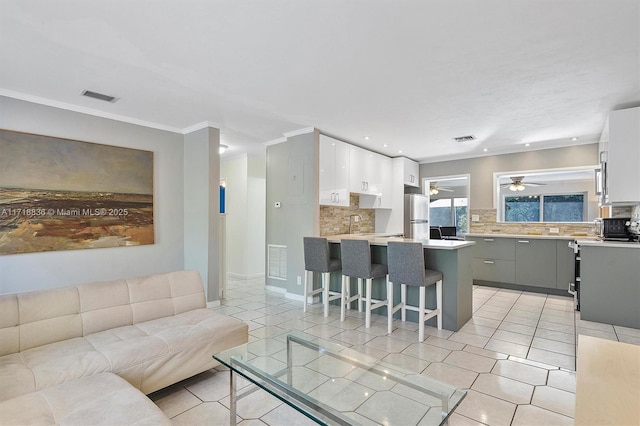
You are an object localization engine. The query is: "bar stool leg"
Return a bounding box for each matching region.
[340,275,348,322]
[365,278,372,328]
[419,286,426,342]
[401,284,407,322]
[436,280,443,330]
[387,278,393,334]
[322,272,330,317]
[357,279,363,312]
[303,270,310,313]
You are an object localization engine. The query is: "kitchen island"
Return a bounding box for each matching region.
[325,234,475,332]
[577,239,640,328]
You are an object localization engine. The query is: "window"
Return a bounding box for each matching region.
[504,194,585,222]
[429,198,468,233]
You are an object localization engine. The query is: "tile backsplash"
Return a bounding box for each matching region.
[319,194,375,236]
[468,208,597,236]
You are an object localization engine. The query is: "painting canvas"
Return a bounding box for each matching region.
[0,129,154,255]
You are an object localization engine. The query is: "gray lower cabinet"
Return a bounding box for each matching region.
[472,258,516,283]
[515,239,557,288]
[468,236,574,292]
[556,240,575,291]
[471,237,515,260]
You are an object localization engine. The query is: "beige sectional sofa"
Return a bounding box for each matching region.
[0,270,249,424]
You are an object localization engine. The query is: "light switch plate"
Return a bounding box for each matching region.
[471,214,480,222]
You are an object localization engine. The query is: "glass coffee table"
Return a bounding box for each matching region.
[213,331,466,425]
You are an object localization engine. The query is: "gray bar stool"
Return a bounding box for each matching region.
[340,239,390,330]
[303,237,342,317]
[387,241,443,342]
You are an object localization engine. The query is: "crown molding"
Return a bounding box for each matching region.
[263,136,287,146]
[283,127,315,138]
[0,89,184,133]
[181,121,221,134]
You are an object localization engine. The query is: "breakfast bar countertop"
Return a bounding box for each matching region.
[326,233,475,250]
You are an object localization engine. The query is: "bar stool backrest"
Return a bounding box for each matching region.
[387,241,425,287]
[340,239,373,278]
[303,237,331,272]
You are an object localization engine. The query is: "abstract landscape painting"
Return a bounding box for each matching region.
[0,129,154,255]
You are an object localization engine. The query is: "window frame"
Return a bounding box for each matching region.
[503,192,587,223]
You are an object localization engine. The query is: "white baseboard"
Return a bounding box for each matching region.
[206,300,221,308]
[265,285,317,303]
[227,272,266,280]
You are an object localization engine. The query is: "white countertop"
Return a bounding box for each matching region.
[326,233,475,250]
[576,239,640,249]
[465,233,597,240]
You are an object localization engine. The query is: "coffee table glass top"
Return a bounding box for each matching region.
[213,330,466,426]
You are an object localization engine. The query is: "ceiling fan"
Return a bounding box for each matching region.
[500,176,546,192]
[429,182,454,195]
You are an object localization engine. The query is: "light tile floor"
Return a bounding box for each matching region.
[150,278,640,425]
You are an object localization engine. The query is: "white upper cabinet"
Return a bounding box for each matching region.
[349,145,377,194]
[319,135,350,206]
[400,157,420,187]
[608,107,640,203]
[357,151,393,209]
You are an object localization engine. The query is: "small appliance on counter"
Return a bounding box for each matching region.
[602,217,633,241]
[627,216,640,242]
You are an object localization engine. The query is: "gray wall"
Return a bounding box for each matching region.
[265,131,318,295]
[420,144,599,209]
[0,96,185,294]
[184,127,221,302]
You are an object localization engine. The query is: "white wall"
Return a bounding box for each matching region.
[220,155,265,279]
[0,96,185,294]
[246,157,266,277]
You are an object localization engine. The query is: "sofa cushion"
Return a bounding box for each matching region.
[18,286,83,352]
[0,373,171,425]
[0,353,35,402]
[20,337,111,393]
[78,279,133,335]
[0,294,19,357]
[85,326,168,373]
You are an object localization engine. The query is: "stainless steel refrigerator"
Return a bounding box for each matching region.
[404,194,430,240]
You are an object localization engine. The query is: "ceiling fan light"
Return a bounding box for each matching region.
[429,187,439,195]
[517,184,525,191]
[509,184,518,191]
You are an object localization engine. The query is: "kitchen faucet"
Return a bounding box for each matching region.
[348,214,362,234]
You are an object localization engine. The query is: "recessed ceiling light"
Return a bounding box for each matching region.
[363,136,370,140]
[525,143,531,147]
[571,137,579,141]
[398,150,403,154]
[219,144,228,154]
[483,148,488,152]
[383,144,388,147]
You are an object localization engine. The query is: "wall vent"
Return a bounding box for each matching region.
[453,135,476,142]
[81,90,118,103]
[267,244,287,281]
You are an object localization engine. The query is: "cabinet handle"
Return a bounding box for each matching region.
[335,193,340,203]
[365,181,369,191]
[483,260,495,264]
[518,240,530,243]
[484,238,495,242]
[330,193,335,202]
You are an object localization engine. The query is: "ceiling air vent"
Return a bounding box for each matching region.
[81,90,118,103]
[453,135,476,143]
